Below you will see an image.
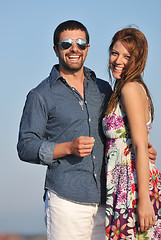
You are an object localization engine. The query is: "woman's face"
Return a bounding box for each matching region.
[109,40,131,80]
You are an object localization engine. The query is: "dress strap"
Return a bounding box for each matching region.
[139,84,147,97]
[139,84,152,122]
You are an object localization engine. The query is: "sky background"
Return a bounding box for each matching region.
[0,0,161,235]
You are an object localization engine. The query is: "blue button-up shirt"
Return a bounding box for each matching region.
[17,65,112,204]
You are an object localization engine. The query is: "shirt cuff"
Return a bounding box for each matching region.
[39,141,56,165]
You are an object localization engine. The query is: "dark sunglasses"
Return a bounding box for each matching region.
[59,38,88,50]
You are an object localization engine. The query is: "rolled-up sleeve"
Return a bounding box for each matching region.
[39,141,56,165]
[17,90,56,165]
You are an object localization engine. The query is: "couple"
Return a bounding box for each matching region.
[17,20,161,239]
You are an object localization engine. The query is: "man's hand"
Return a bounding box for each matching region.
[148,142,157,164]
[70,136,95,157]
[53,136,95,159]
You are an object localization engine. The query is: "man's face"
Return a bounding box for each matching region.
[54,29,90,73]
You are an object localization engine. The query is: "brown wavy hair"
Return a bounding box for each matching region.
[105,27,154,121]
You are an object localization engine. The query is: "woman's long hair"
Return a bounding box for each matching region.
[106,27,154,121]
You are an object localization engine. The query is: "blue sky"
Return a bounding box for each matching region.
[0,0,161,235]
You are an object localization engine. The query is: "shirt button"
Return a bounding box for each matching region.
[93,155,96,159]
[85,100,87,104]
[94,173,97,178]
[89,118,91,122]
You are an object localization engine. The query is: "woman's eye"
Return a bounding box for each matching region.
[111,51,118,56]
[125,55,130,60]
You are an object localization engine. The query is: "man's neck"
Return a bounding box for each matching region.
[59,68,85,98]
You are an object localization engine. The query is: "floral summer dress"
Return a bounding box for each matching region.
[102,95,161,239]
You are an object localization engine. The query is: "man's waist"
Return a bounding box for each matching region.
[44,169,102,204]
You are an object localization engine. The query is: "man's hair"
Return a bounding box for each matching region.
[54,20,89,47]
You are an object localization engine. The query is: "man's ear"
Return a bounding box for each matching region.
[54,45,59,57]
[87,44,90,53]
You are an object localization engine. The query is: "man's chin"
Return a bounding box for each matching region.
[64,64,83,72]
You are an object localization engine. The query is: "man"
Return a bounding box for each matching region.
[17,20,156,240]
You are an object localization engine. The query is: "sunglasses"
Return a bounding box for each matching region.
[59,38,88,50]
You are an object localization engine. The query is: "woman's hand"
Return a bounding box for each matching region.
[137,197,155,232]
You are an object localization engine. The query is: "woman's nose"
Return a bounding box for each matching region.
[115,55,122,64]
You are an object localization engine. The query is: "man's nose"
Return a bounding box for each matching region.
[70,41,79,51]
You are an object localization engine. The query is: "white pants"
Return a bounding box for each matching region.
[44,190,105,240]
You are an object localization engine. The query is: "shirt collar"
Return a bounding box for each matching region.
[49,64,97,88]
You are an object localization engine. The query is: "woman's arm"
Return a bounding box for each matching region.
[121,82,155,232]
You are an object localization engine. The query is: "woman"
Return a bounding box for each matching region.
[102,28,161,239]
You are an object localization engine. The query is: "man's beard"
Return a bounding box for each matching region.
[62,62,84,72]
[60,54,84,72]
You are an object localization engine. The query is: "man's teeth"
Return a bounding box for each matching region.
[68,56,79,59]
